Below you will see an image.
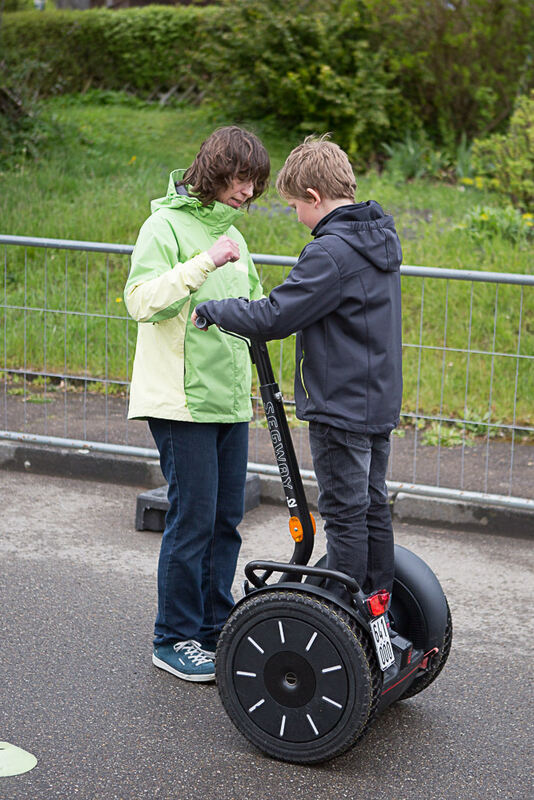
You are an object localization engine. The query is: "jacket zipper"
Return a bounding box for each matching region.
[299,351,309,399]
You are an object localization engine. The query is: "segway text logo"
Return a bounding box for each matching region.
[264,401,296,507]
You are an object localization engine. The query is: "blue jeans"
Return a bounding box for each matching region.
[148,418,249,648]
[309,422,394,599]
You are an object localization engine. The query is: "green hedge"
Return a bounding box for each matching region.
[1,6,217,95]
[2,1,533,162]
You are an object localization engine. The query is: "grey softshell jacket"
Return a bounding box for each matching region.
[196,201,403,434]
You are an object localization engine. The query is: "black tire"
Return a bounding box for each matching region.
[398,602,452,699]
[389,545,449,651]
[216,590,380,764]
[388,545,452,698]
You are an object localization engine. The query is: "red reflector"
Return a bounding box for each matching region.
[366,590,390,617]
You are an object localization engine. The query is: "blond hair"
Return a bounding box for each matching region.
[276,135,356,201]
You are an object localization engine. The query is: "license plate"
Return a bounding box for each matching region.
[369,615,395,671]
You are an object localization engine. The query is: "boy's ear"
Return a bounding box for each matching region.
[306,188,322,206]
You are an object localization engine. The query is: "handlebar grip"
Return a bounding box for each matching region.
[194,315,209,330]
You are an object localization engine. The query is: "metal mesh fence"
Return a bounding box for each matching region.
[1,235,533,501]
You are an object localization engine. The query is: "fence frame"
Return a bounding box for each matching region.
[2,234,533,511]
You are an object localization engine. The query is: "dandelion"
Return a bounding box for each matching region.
[479,212,489,221]
[474,176,484,189]
[115,297,123,303]
[128,155,137,166]
[460,177,474,186]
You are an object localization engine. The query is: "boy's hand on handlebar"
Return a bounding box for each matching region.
[207,236,240,267]
[191,309,211,331]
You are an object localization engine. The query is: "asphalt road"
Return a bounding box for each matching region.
[1,471,532,800]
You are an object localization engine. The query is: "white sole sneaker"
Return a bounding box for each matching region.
[152,653,215,683]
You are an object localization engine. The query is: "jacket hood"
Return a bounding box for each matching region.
[149,169,243,235]
[312,200,402,272]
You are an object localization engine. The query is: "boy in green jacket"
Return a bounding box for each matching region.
[124,127,270,681]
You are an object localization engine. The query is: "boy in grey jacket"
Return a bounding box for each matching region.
[194,135,403,603]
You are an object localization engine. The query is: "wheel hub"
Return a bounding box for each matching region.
[264,651,316,707]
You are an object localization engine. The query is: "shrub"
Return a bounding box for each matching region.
[0,60,59,167]
[454,133,474,181]
[1,1,532,167]
[198,0,405,165]
[471,91,534,212]
[458,205,533,244]
[2,0,34,10]
[382,132,450,180]
[1,7,216,96]
[198,0,534,163]
[361,0,534,148]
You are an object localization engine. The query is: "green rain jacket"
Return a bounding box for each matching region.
[124,170,263,422]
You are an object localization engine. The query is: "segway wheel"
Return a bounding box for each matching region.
[216,590,379,764]
[399,602,453,699]
[388,545,453,700]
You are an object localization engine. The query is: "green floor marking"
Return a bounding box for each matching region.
[0,742,38,777]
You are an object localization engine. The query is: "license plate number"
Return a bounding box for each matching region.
[369,615,395,671]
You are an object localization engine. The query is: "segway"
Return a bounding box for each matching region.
[195,318,452,764]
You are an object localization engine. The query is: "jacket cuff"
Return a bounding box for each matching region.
[194,301,216,325]
[188,251,216,273]
[172,251,217,293]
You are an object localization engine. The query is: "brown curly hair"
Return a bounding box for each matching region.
[178,126,270,207]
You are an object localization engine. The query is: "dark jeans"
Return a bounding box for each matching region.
[148,418,249,648]
[309,422,394,599]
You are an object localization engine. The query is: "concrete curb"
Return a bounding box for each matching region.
[1,441,532,538]
[391,491,533,539]
[0,440,164,488]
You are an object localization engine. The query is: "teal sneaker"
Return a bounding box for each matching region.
[152,640,215,682]
[198,638,218,659]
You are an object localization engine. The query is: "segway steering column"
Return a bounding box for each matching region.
[194,314,316,574]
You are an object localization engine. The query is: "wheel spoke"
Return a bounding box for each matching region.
[322,696,343,709]
[247,636,264,654]
[306,714,319,736]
